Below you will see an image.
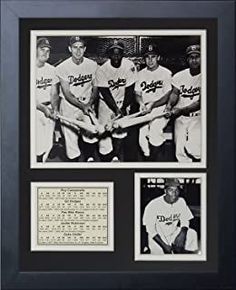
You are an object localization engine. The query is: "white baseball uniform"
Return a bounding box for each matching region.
[135,65,172,156]
[36,62,57,158]
[56,57,98,159]
[95,58,137,155]
[143,194,198,254]
[172,68,201,162]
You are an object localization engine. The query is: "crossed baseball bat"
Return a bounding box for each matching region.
[56,110,166,136]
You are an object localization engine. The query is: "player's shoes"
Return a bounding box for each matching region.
[87,157,95,162]
[111,156,120,162]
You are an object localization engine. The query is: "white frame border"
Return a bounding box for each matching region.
[31,29,207,169]
[31,182,114,252]
[134,172,207,261]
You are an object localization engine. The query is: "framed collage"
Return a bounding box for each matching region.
[1,1,235,290]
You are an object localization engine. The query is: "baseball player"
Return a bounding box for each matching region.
[135,44,172,161]
[143,178,198,255]
[95,40,137,162]
[55,36,98,162]
[35,37,59,162]
[165,44,201,162]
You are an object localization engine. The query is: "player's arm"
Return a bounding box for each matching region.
[98,87,121,116]
[135,90,148,113]
[87,86,98,108]
[59,78,87,112]
[177,99,200,116]
[149,89,172,110]
[164,85,180,118]
[120,83,135,115]
[172,200,194,252]
[50,82,60,113]
[36,100,53,118]
[143,206,172,254]
[166,85,180,110]
[152,233,172,254]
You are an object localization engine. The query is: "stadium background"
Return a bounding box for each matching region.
[38,35,200,162]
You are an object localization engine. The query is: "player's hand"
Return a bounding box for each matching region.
[51,110,59,120]
[105,121,113,132]
[163,106,172,119]
[95,124,105,135]
[43,107,54,119]
[145,102,153,113]
[82,104,93,115]
[115,108,123,118]
[139,103,148,113]
[120,106,128,116]
[171,107,183,118]
[173,227,187,249]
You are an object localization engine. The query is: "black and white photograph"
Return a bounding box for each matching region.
[31,30,206,168]
[134,173,206,261]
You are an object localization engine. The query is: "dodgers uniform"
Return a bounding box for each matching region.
[135,65,172,157]
[143,194,198,254]
[56,57,98,159]
[95,58,137,155]
[172,68,201,162]
[36,62,57,158]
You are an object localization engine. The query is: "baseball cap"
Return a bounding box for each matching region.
[37,37,51,49]
[186,44,200,55]
[165,178,180,188]
[69,36,86,46]
[144,44,159,56]
[107,39,124,51]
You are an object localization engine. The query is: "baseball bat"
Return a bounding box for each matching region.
[114,112,166,129]
[57,114,98,134]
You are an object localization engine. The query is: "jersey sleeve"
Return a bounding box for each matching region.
[91,63,99,86]
[52,67,60,85]
[143,201,158,238]
[179,198,194,227]
[55,63,68,82]
[163,70,172,94]
[171,72,182,90]
[125,61,137,87]
[94,66,109,88]
[134,71,143,94]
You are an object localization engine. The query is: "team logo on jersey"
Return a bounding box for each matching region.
[180,85,200,99]
[108,78,126,90]
[36,77,52,90]
[140,80,163,93]
[156,213,181,225]
[68,74,93,87]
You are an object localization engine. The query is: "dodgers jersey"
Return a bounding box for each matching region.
[95,58,137,106]
[135,65,172,104]
[36,62,58,104]
[143,195,193,238]
[56,57,98,104]
[172,68,201,110]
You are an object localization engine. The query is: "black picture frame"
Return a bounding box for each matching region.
[1,1,235,289]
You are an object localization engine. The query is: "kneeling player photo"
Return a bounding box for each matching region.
[134,173,206,261]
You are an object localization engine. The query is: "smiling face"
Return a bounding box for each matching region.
[37,46,50,64]
[109,48,123,68]
[69,41,86,62]
[187,52,201,70]
[164,186,180,204]
[145,54,159,71]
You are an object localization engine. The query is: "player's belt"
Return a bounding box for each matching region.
[184,112,200,117]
